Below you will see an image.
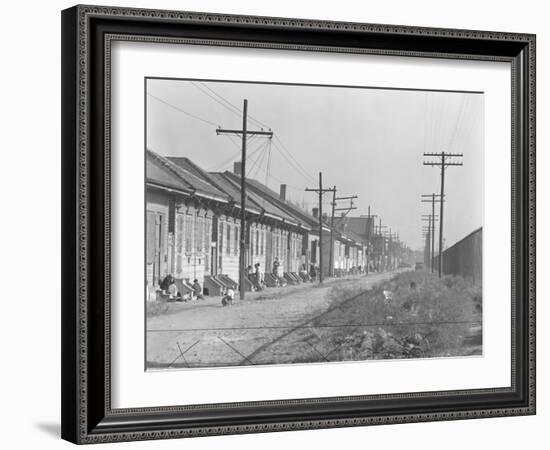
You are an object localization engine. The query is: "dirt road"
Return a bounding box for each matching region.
[147,271,397,369]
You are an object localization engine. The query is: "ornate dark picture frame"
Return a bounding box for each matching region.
[61,4,536,444]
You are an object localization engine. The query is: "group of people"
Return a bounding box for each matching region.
[157,258,322,306]
[159,274,203,302]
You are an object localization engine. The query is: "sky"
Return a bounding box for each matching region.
[146,78,484,251]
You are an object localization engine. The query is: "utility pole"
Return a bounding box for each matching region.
[423,152,463,277]
[330,194,358,277]
[421,214,439,271]
[305,173,335,283]
[377,218,388,272]
[365,206,377,275]
[216,99,273,300]
[421,227,431,266]
[421,193,444,272]
[328,186,337,278]
[386,228,394,271]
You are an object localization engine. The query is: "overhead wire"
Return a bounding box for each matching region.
[197,82,272,131]
[207,138,269,172]
[447,95,468,152]
[147,92,219,127]
[274,135,316,182]
[250,141,270,180]
[151,84,316,193]
[190,81,243,121]
[246,140,269,177]
[272,138,316,184]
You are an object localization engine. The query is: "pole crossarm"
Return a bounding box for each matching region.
[334,195,358,201]
[334,207,357,212]
[305,188,335,193]
[216,128,273,137]
[424,162,463,167]
[423,152,463,157]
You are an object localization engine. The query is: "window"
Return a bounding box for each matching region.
[146,211,157,265]
[219,221,224,256]
[260,230,264,256]
[204,217,211,269]
[255,229,259,256]
[234,225,239,255]
[226,224,231,254]
[184,213,193,254]
[196,216,203,253]
[176,213,184,273]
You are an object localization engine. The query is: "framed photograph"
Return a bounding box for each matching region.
[61,5,536,444]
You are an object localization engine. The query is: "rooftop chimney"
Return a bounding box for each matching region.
[233,161,242,176]
[279,184,287,201]
[312,207,319,218]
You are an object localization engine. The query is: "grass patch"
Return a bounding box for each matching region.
[313,271,482,360]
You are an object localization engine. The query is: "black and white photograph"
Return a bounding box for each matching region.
[145,78,484,369]
[53,2,537,445]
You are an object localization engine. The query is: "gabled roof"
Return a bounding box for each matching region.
[231,174,327,232]
[338,228,368,247]
[167,157,235,201]
[336,216,374,238]
[147,152,194,193]
[149,152,367,244]
[168,157,304,227]
[147,150,229,202]
[215,172,303,226]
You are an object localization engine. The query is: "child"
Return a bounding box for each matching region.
[167,281,178,299]
[192,279,204,300]
[221,288,234,307]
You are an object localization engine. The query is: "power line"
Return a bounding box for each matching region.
[447,95,468,152]
[196,82,242,115]
[207,138,269,171]
[190,82,243,121]
[274,136,316,183]
[247,140,269,177]
[251,143,269,180]
[223,134,242,150]
[197,82,271,130]
[272,139,316,184]
[147,92,219,127]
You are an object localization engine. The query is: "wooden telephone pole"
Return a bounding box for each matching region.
[306,173,335,283]
[377,218,388,272]
[421,193,444,273]
[423,152,463,277]
[421,214,439,272]
[365,206,377,275]
[216,99,273,300]
[329,193,358,277]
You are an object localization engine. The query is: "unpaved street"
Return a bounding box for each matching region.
[147,272,397,369]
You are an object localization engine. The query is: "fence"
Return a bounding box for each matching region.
[434,227,482,286]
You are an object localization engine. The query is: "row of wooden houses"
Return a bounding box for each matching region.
[146,149,378,300]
